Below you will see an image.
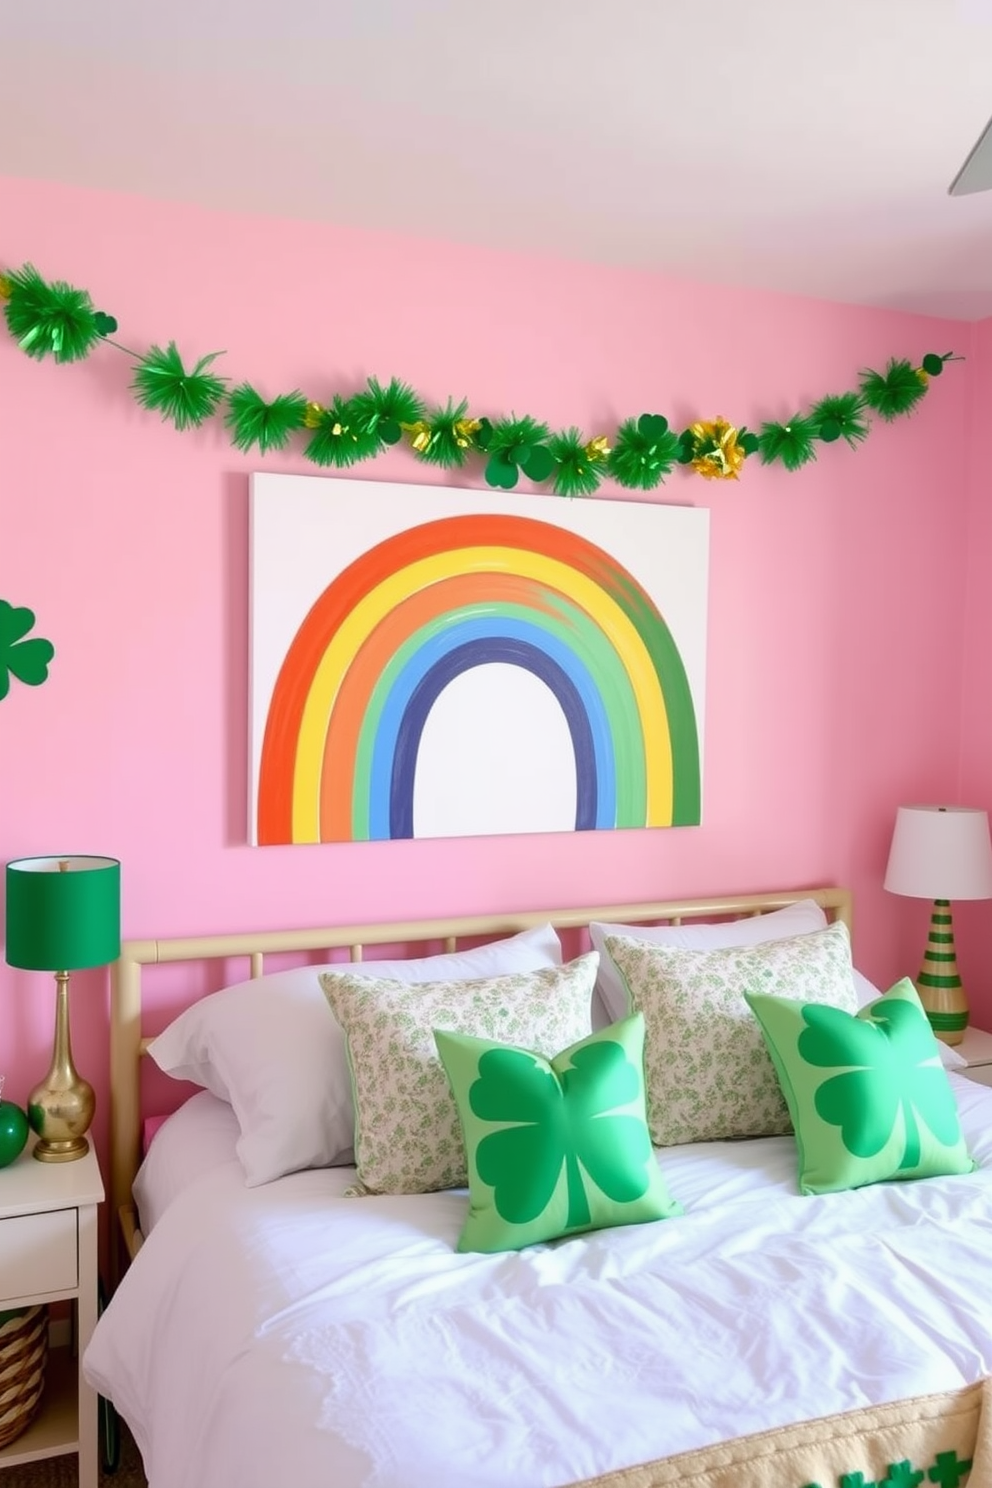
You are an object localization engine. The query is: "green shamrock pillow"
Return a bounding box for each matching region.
[745,977,975,1196]
[434,1013,682,1253]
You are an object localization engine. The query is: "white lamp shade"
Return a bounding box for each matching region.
[884,805,992,901]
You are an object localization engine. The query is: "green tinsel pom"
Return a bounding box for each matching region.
[758,413,819,471]
[547,428,605,498]
[411,398,476,469]
[132,342,227,430]
[608,414,679,490]
[479,414,554,488]
[2,263,106,363]
[303,395,378,467]
[808,391,869,447]
[349,376,424,448]
[859,358,927,422]
[225,385,308,454]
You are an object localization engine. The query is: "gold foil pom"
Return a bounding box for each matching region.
[688,417,747,480]
[0,275,11,301]
[585,435,611,462]
[453,417,481,449]
[402,419,433,453]
[303,401,325,429]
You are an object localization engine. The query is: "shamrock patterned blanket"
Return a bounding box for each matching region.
[85,1078,992,1488]
[587,1379,988,1486]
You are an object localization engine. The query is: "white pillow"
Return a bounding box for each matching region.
[133,1092,242,1236]
[853,968,881,1008]
[149,924,562,1187]
[590,899,830,1021]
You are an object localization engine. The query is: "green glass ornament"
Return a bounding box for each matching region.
[0,1091,29,1167]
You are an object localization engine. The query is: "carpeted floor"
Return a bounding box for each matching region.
[3,1416,147,1487]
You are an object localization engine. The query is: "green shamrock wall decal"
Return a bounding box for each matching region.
[798,999,961,1170]
[470,1037,652,1231]
[0,600,55,701]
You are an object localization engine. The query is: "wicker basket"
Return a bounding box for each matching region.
[0,1305,48,1450]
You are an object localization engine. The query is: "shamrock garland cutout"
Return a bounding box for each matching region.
[798,998,961,1170]
[475,415,557,490]
[0,601,55,701]
[470,1036,653,1230]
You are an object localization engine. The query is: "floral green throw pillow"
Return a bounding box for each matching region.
[603,921,859,1147]
[745,977,975,1196]
[320,954,597,1196]
[434,1013,682,1253]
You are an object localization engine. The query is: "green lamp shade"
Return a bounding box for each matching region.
[5,856,121,971]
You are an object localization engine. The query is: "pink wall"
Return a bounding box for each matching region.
[957,317,992,989]
[0,176,983,1170]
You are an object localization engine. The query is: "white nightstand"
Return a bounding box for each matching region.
[0,1142,104,1486]
[952,1026,992,1087]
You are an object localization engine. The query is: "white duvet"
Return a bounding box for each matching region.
[86,1076,992,1488]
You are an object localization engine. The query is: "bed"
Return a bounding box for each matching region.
[85,887,992,1487]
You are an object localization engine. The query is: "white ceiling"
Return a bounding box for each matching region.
[4,0,992,320]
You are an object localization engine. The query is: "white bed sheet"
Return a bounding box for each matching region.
[87,1074,992,1488]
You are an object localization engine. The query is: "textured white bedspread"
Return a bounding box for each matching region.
[85,1074,992,1488]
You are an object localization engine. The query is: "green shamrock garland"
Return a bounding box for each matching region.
[0,262,962,496]
[0,601,55,701]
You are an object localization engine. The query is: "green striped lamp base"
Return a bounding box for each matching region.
[916,899,969,1046]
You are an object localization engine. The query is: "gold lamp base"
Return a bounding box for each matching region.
[28,971,95,1162]
[915,898,969,1047]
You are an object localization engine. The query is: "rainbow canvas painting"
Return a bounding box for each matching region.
[250,474,709,845]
